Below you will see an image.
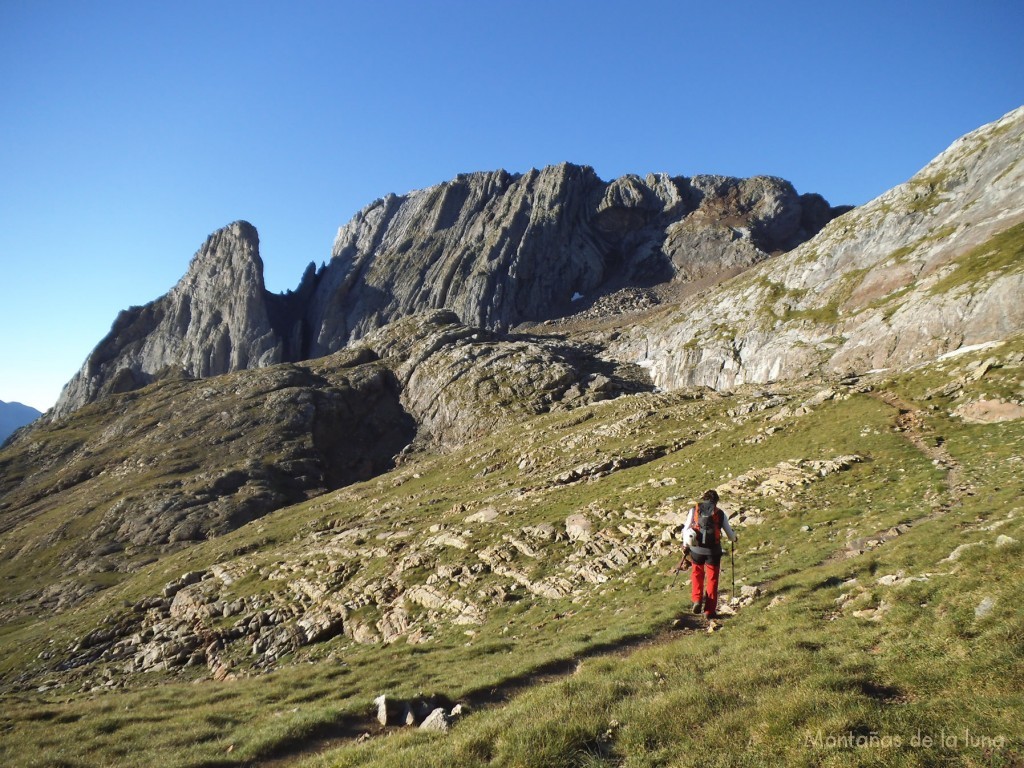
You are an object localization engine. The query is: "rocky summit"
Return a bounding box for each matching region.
[1,108,1023,768]
[52,166,847,417]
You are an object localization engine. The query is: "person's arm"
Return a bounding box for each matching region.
[720,509,738,543]
[673,509,698,572]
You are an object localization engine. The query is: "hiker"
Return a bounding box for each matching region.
[675,489,737,619]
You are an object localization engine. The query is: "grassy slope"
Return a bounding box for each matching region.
[1,339,1022,768]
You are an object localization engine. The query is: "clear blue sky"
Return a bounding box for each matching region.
[2,0,1022,411]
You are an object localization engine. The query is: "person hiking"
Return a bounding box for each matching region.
[674,489,737,619]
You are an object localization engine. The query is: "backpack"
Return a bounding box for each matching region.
[692,500,721,548]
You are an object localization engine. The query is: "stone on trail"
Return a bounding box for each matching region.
[419,707,451,733]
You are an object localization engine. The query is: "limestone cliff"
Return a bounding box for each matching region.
[53,168,842,416]
[302,166,840,356]
[53,222,301,418]
[619,106,1024,390]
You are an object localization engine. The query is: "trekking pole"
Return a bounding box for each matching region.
[731,541,736,598]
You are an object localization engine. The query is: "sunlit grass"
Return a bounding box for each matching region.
[1,337,1023,767]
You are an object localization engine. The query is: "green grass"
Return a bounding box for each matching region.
[927,220,1024,296]
[905,169,955,214]
[1,338,1023,767]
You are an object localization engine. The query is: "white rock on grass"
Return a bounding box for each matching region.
[465,508,500,524]
[942,542,983,562]
[975,597,997,620]
[876,571,905,586]
[419,708,450,733]
[852,600,892,622]
[374,694,391,726]
[995,535,1017,548]
[565,514,593,542]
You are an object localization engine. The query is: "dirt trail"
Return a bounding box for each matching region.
[828,388,974,561]
[873,389,974,503]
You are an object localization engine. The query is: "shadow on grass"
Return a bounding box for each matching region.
[460,613,707,708]
[248,613,710,767]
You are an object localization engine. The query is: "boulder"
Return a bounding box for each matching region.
[954,399,1024,424]
[419,708,451,733]
[465,508,500,524]
[565,514,593,542]
[374,694,396,726]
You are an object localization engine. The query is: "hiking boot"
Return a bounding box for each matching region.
[691,601,703,614]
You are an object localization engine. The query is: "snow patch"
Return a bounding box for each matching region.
[937,340,1004,360]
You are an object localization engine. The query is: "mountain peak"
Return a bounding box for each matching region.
[51,220,286,418]
[53,168,845,416]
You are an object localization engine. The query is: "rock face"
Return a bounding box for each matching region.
[53,169,843,416]
[53,222,307,418]
[619,106,1024,390]
[366,310,652,451]
[302,166,843,356]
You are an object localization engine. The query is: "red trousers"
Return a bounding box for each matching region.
[691,560,720,615]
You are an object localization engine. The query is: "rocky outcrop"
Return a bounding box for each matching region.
[620,106,1024,390]
[54,169,842,416]
[0,311,653,614]
[53,222,317,418]
[364,310,652,450]
[42,427,862,689]
[303,166,843,356]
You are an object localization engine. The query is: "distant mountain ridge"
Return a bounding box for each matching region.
[52,167,846,417]
[0,401,40,444]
